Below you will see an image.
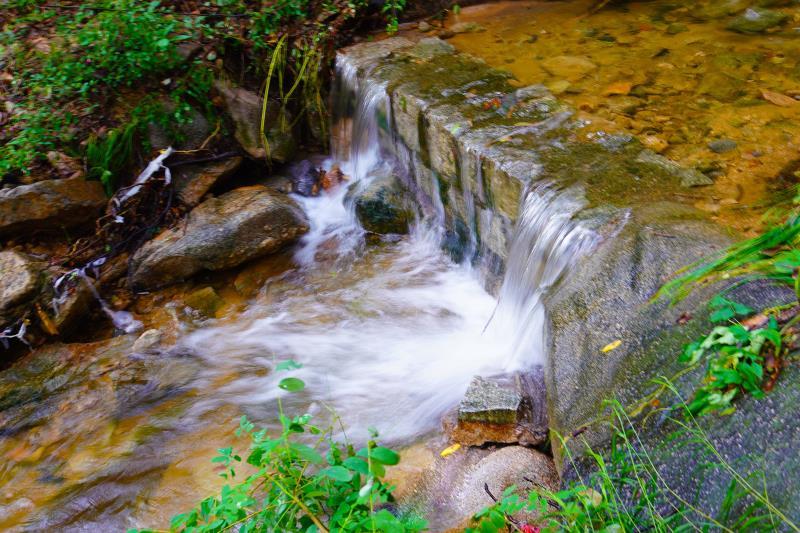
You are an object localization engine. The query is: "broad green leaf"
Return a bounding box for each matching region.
[318,466,353,482]
[370,446,400,466]
[278,377,305,392]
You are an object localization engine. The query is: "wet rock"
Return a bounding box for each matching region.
[184,286,223,318]
[214,80,295,163]
[0,251,43,328]
[173,156,243,207]
[349,174,413,235]
[130,186,309,289]
[393,440,558,531]
[459,375,521,424]
[445,369,548,446]
[417,20,432,32]
[450,22,485,34]
[727,7,788,33]
[707,138,738,153]
[132,329,162,353]
[407,37,455,60]
[0,177,107,238]
[48,275,94,337]
[541,56,597,82]
[287,160,322,197]
[635,149,714,187]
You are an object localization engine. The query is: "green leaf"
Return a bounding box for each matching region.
[278,377,305,392]
[343,456,370,475]
[289,442,323,464]
[369,446,400,466]
[276,360,303,371]
[318,465,354,482]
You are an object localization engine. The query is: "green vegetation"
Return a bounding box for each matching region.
[657,205,800,417]
[141,360,426,533]
[469,395,796,532]
[0,0,405,187]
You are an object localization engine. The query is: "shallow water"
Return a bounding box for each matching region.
[443,0,800,235]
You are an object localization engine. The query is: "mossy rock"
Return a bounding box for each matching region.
[349,175,414,235]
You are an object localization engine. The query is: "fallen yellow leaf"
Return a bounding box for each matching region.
[440,443,461,457]
[762,90,797,107]
[604,81,632,96]
[601,340,622,353]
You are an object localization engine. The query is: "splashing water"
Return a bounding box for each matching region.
[177,55,595,442]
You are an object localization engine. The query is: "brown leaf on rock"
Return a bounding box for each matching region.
[762,90,798,107]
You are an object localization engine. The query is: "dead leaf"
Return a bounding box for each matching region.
[601,340,622,353]
[762,90,798,107]
[440,443,461,457]
[604,81,632,96]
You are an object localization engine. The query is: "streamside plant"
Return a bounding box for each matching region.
[469,393,797,532]
[142,360,426,533]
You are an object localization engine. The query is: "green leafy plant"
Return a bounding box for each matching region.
[469,397,794,532]
[86,121,139,196]
[680,316,781,416]
[142,360,426,533]
[382,0,407,34]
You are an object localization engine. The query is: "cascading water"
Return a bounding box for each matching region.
[178,55,596,442]
[0,48,600,532]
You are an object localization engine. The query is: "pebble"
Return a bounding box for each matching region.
[708,138,738,153]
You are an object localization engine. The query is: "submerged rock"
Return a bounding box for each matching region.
[541,55,597,82]
[350,175,413,235]
[214,80,295,163]
[635,149,714,187]
[130,186,308,289]
[184,286,224,318]
[0,177,107,238]
[0,251,42,328]
[727,7,788,33]
[707,138,738,154]
[132,329,162,353]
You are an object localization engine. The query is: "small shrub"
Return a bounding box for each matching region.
[139,360,427,533]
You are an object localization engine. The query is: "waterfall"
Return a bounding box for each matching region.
[487,186,597,370]
[176,56,597,443]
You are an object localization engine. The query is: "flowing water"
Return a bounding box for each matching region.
[0,52,592,531]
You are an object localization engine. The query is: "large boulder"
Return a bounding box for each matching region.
[214,80,295,163]
[0,251,43,329]
[545,201,800,522]
[389,440,558,531]
[545,202,733,462]
[130,186,308,289]
[0,177,107,238]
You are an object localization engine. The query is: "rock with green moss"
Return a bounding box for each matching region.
[727,7,788,33]
[214,80,295,163]
[184,287,223,318]
[350,175,413,235]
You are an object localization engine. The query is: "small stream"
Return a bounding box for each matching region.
[0,52,591,531]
